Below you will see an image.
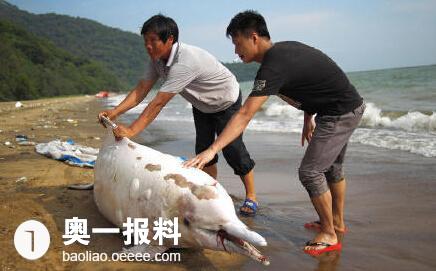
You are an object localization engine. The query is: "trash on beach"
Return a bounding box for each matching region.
[18,141,36,146]
[35,139,99,168]
[15,135,28,142]
[4,141,13,148]
[95,91,109,98]
[94,137,100,140]
[66,119,78,124]
[15,135,36,146]
[68,183,94,190]
[66,139,75,145]
[15,101,23,108]
[16,177,28,183]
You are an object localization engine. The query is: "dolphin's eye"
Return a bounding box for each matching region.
[183,217,190,227]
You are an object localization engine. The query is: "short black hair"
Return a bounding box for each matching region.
[141,14,179,43]
[226,10,270,39]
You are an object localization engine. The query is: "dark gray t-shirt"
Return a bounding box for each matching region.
[144,42,239,113]
[250,41,362,116]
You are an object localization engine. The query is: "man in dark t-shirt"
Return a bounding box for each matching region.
[185,11,365,255]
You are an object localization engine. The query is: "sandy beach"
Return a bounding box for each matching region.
[1,96,436,270]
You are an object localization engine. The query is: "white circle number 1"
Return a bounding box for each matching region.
[14,220,50,260]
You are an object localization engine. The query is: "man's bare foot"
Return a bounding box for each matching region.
[304,232,340,255]
[304,221,348,233]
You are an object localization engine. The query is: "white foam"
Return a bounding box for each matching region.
[361,103,436,132]
[351,128,436,158]
[264,103,304,120]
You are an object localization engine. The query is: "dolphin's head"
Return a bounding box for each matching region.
[176,186,270,266]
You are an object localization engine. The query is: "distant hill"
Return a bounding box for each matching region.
[0,0,145,88]
[0,19,122,101]
[0,0,259,92]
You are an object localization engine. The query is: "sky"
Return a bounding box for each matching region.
[7,0,436,72]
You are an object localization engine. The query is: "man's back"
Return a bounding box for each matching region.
[252,41,362,115]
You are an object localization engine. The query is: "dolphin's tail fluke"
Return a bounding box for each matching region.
[223,222,267,247]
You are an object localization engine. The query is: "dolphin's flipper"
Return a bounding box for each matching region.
[122,244,169,259]
[67,183,94,190]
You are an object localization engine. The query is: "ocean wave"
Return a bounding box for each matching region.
[351,128,436,158]
[104,95,436,158]
[361,103,436,132]
[251,102,436,157]
[264,103,304,119]
[261,102,436,133]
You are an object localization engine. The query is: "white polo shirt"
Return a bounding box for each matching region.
[143,42,239,113]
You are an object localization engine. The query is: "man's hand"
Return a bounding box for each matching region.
[183,148,217,169]
[98,110,117,127]
[301,113,315,146]
[113,124,135,141]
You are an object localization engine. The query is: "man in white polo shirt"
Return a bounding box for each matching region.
[98,14,258,216]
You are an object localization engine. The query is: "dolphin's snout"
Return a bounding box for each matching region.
[222,222,267,247]
[216,229,270,266]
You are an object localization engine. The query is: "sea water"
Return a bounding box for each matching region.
[106,64,436,158]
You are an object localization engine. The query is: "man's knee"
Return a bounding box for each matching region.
[298,168,329,197]
[325,165,344,183]
[222,144,255,176]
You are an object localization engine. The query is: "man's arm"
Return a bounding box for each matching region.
[301,112,315,146]
[111,79,156,116]
[184,96,268,169]
[113,91,176,139]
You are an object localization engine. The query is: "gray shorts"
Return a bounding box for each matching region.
[298,103,365,197]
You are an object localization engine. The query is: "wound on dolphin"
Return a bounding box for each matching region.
[164,174,217,200]
[191,185,217,200]
[164,174,193,189]
[145,163,161,172]
[128,143,136,149]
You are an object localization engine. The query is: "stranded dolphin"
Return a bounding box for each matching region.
[93,117,269,265]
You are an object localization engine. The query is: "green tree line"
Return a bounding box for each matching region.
[0,20,122,101]
[0,0,258,101]
[0,0,146,88]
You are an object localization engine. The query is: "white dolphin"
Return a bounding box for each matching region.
[93,121,270,265]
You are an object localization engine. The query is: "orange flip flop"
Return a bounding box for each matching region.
[304,241,342,256]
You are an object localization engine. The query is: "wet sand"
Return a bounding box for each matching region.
[154,118,436,271]
[1,97,436,270]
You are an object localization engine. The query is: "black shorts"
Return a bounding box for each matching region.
[192,92,255,176]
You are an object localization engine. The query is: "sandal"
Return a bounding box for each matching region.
[304,241,342,256]
[240,198,258,216]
